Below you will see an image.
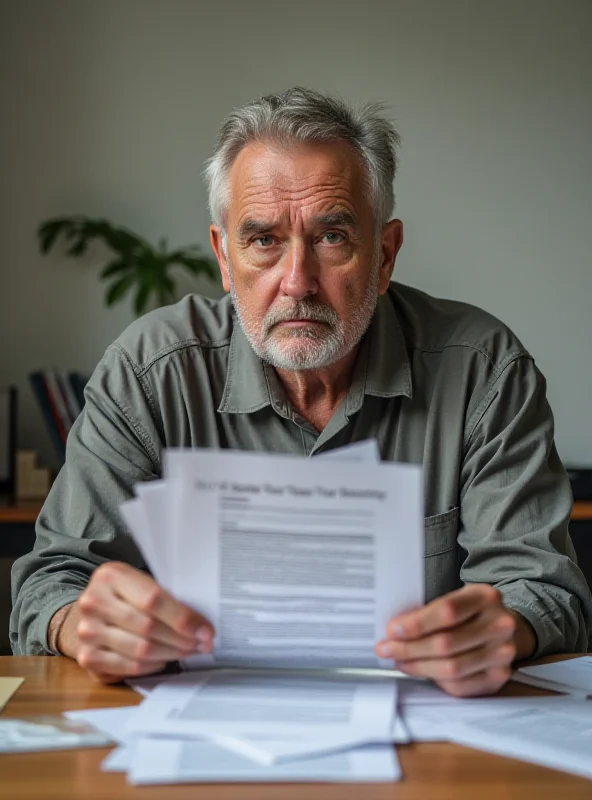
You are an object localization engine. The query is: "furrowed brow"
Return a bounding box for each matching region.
[237,219,275,239]
[314,211,358,229]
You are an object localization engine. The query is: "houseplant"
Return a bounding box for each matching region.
[38,215,219,315]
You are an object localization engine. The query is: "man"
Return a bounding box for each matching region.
[12,88,591,697]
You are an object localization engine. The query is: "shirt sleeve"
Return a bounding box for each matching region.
[458,354,592,657]
[10,344,161,655]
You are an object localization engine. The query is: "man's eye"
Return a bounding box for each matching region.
[253,235,275,248]
[321,231,345,245]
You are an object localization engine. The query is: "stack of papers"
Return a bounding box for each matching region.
[120,441,424,672]
[87,443,591,784]
[65,682,402,785]
[65,669,592,784]
[112,441,424,782]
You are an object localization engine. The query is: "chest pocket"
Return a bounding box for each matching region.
[424,507,461,602]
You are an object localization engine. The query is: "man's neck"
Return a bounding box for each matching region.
[274,346,360,432]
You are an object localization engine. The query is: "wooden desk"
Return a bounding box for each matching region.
[0,656,590,799]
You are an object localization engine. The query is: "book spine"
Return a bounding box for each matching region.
[43,368,72,434]
[29,372,66,460]
[58,370,82,422]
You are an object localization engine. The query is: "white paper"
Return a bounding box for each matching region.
[119,499,159,576]
[450,705,592,779]
[126,670,396,742]
[102,743,136,772]
[127,738,400,785]
[315,440,381,463]
[517,657,592,695]
[162,448,423,670]
[64,707,137,744]
[400,696,583,743]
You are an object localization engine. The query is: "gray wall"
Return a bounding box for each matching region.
[1,0,591,470]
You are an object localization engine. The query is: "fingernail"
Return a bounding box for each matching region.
[392,624,405,640]
[378,642,395,658]
[195,626,211,644]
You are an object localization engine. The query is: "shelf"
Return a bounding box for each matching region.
[0,503,44,524]
[571,502,592,521]
[0,502,591,527]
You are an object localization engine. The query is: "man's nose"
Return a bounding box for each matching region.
[279,240,318,300]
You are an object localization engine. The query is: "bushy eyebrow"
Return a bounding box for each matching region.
[313,211,358,229]
[237,218,275,239]
[237,210,358,240]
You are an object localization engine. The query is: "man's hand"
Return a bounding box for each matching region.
[376,584,537,697]
[51,562,214,683]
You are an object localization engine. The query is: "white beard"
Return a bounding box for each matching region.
[229,255,381,372]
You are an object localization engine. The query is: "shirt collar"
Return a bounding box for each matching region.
[218,293,412,415]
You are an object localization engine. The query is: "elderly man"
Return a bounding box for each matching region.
[12,88,591,697]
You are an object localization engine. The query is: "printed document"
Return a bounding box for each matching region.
[450,705,592,779]
[159,448,423,669]
[127,739,400,785]
[125,669,397,742]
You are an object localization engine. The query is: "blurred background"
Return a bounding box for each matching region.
[0,0,591,652]
[1,0,590,470]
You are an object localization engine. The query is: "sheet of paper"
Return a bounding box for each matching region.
[119,499,159,576]
[64,707,137,744]
[0,716,112,753]
[126,670,397,743]
[400,697,583,743]
[315,440,381,463]
[161,448,423,669]
[127,738,401,785]
[450,705,592,779]
[102,743,136,773]
[518,656,592,695]
[0,677,23,710]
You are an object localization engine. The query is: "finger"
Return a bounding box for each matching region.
[436,666,512,698]
[79,586,211,651]
[77,644,168,680]
[387,584,502,641]
[396,641,516,682]
[378,607,516,661]
[77,617,211,663]
[88,563,215,641]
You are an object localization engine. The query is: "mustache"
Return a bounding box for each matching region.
[263,299,339,334]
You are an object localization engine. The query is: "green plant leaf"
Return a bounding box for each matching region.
[133,281,153,315]
[170,253,218,281]
[105,273,135,306]
[100,258,130,279]
[38,218,76,253]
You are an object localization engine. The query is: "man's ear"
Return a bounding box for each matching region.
[377,219,404,295]
[210,226,231,292]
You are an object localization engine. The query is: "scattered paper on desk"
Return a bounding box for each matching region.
[126,670,397,744]
[0,677,24,711]
[0,716,112,753]
[449,705,592,780]
[517,657,592,696]
[127,739,401,785]
[64,706,136,744]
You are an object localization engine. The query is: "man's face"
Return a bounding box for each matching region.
[211,141,402,370]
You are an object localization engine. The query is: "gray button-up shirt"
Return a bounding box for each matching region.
[11,282,592,657]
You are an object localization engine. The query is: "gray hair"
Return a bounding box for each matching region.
[205,87,401,230]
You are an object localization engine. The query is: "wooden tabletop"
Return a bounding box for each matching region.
[0,655,590,799]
